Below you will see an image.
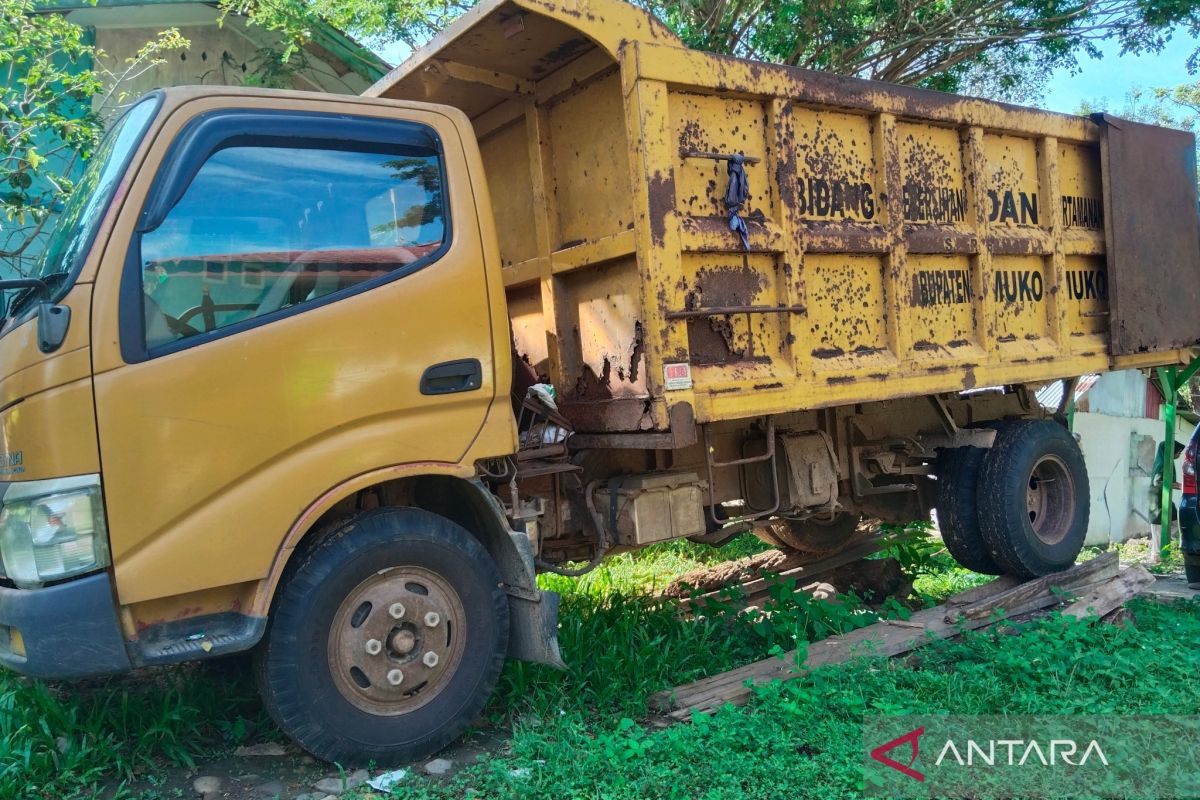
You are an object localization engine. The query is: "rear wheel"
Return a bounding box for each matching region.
[934,440,1003,575]
[255,507,509,766]
[976,420,1089,578]
[755,512,862,555]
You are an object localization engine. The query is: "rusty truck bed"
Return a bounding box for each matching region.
[368,0,1200,433]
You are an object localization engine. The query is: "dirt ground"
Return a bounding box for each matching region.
[105,729,509,799]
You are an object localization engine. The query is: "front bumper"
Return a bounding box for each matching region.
[0,572,132,679]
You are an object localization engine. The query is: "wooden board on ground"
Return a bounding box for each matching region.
[652,553,1147,721]
[668,532,888,615]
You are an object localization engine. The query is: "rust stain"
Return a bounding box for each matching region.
[531,37,592,76]
[647,170,676,247]
[573,359,613,400]
[629,321,645,383]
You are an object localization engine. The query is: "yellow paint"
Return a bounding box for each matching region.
[0,0,1192,635]
[0,87,507,618]
[370,0,1155,427]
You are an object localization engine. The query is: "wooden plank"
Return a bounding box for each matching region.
[677,533,887,614]
[1060,564,1154,619]
[652,557,1126,719]
[945,552,1117,623]
[942,574,1022,607]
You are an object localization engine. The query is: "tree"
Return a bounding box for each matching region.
[1,0,186,276]
[221,0,468,55]
[227,0,1200,104]
[635,0,1200,99]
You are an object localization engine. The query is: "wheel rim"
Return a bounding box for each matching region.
[327,566,467,716]
[1025,454,1075,545]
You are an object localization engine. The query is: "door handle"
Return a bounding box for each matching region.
[420,359,483,395]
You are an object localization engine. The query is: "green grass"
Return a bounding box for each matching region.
[361,596,1200,800]
[490,534,887,725]
[0,661,269,799]
[2,528,1196,799]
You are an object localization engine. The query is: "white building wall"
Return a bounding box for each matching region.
[1085,370,1148,418]
[1073,410,1192,545]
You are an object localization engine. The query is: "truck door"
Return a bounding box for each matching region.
[90,100,500,604]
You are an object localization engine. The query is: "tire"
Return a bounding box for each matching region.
[1185,554,1200,587]
[754,512,862,555]
[934,443,1003,575]
[976,419,1090,578]
[255,507,509,766]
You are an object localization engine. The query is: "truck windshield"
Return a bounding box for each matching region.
[12,96,159,317]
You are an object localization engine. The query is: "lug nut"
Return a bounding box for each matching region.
[422,650,440,668]
[424,611,440,628]
[386,669,404,686]
[365,638,382,656]
[389,602,406,619]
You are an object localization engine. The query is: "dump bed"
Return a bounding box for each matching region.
[368,0,1200,434]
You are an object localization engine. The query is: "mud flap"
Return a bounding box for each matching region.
[503,529,566,669]
[506,588,565,669]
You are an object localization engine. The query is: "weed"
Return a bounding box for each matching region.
[1112,536,1186,574]
[350,598,1200,800]
[0,662,271,799]
[878,520,991,603]
[3,530,1195,800]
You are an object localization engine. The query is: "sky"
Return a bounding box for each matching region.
[370,25,1200,117]
[1039,31,1200,115]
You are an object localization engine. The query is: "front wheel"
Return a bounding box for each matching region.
[976,420,1090,578]
[255,507,509,766]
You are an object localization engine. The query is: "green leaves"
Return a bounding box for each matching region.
[223,0,468,54]
[0,0,106,270]
[1,0,186,274]
[634,0,1200,101]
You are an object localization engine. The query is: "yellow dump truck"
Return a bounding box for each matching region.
[1,0,1198,765]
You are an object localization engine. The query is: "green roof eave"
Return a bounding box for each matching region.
[33,0,203,10]
[308,23,390,82]
[32,0,390,82]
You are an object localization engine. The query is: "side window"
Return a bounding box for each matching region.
[139,139,446,349]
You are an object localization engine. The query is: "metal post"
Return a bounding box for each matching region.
[1156,358,1200,555]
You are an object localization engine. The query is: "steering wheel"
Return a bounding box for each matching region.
[144,294,201,340]
[163,310,202,338]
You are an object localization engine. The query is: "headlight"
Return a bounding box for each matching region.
[0,475,110,589]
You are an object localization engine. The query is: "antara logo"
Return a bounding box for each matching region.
[934,738,1108,767]
[870,726,926,782]
[870,726,1109,782]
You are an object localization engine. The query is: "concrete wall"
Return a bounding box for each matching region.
[1084,369,1152,418]
[1074,410,1193,545]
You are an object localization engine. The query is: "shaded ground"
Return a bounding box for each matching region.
[104,728,508,799]
[1147,572,1200,601]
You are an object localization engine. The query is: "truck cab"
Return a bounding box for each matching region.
[0,87,555,763]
